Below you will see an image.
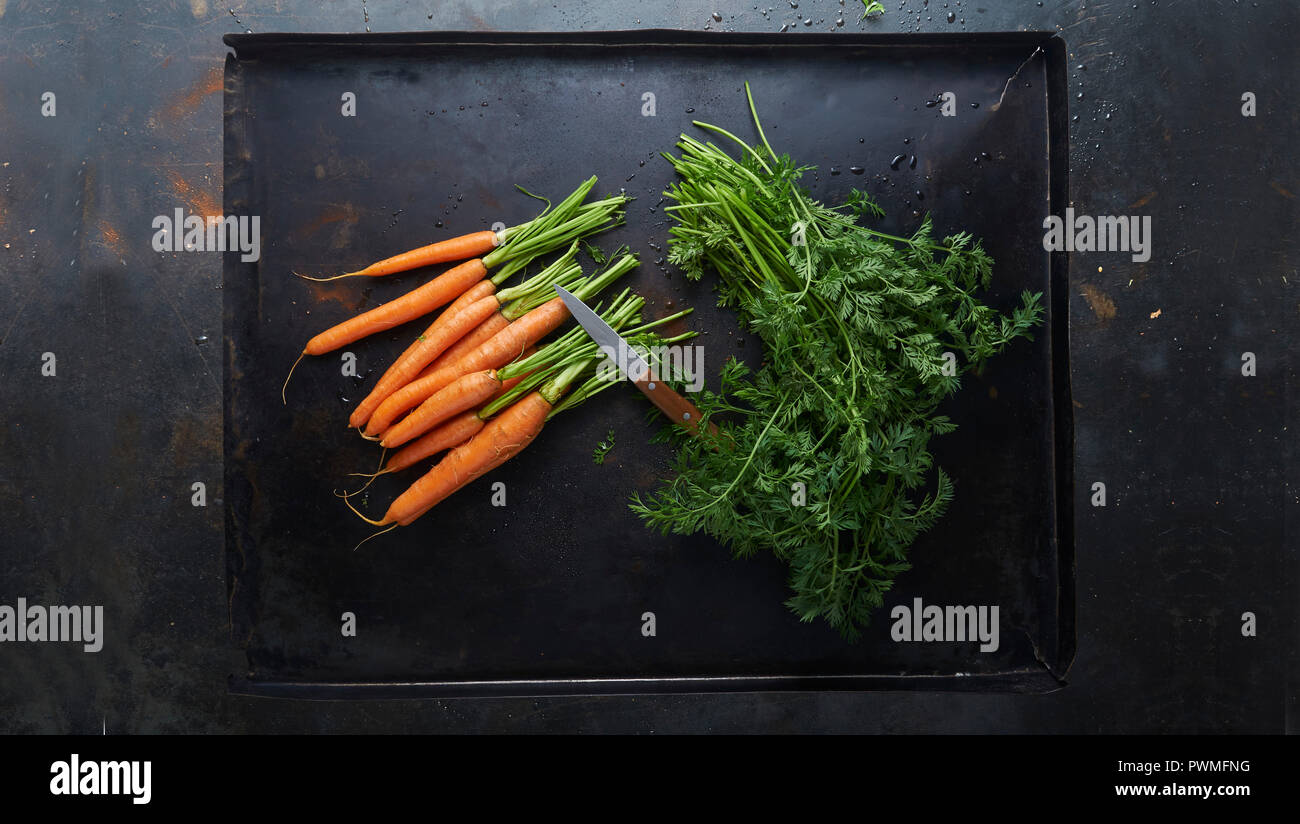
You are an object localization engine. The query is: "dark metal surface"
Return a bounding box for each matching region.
[0,1,1291,732]
[223,30,1072,696]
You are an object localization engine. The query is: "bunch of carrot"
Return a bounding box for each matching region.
[283,177,692,541]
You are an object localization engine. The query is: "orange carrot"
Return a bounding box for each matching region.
[379,279,499,391]
[387,278,497,373]
[383,411,486,474]
[296,230,499,282]
[286,184,630,405]
[349,295,503,429]
[439,277,499,317]
[389,392,552,526]
[304,259,487,356]
[348,247,581,431]
[421,312,511,376]
[364,350,535,477]
[297,177,622,284]
[380,369,503,449]
[282,258,487,402]
[344,358,601,538]
[362,296,571,436]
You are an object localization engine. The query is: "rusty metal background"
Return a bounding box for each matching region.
[0,1,1290,732]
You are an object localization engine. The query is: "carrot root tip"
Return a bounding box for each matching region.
[337,448,388,498]
[352,523,397,551]
[281,351,306,404]
[340,489,390,527]
[294,270,360,282]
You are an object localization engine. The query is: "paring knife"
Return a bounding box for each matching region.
[554,285,718,437]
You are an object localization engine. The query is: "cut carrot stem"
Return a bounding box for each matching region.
[295,230,500,282]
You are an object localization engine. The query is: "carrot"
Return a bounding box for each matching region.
[383,279,500,386]
[295,230,500,282]
[282,258,487,402]
[355,348,537,481]
[381,356,598,527]
[363,252,639,434]
[349,245,582,431]
[284,181,630,403]
[356,391,554,530]
[294,176,621,283]
[383,411,486,474]
[346,347,660,540]
[385,278,500,378]
[302,258,486,358]
[363,296,571,436]
[421,312,510,376]
[437,277,499,317]
[349,296,503,428]
[380,369,503,449]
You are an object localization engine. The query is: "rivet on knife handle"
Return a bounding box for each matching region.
[635,372,719,437]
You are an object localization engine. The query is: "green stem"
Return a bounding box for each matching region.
[743,81,778,161]
[572,254,639,302]
[539,358,591,406]
[495,240,580,302]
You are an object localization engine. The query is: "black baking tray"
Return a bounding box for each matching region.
[223,30,1073,697]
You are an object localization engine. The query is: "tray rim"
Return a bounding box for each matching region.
[222,28,1075,699]
[222,28,1066,56]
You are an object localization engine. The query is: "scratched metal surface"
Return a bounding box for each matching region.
[0,1,1291,731]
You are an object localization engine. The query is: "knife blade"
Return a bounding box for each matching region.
[554,285,717,437]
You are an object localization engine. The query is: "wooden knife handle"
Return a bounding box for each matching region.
[632,372,719,437]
